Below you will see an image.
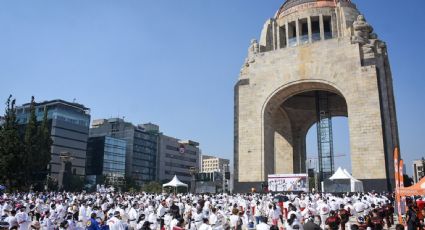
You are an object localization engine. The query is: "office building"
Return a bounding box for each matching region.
[86,136,126,186]
[413,160,425,183]
[90,118,158,185]
[201,155,230,173]
[158,135,200,185]
[16,99,90,187]
[200,155,231,192]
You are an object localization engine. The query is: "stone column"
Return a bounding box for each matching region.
[296,18,300,45]
[308,17,312,43]
[285,21,290,47]
[319,14,325,40]
[275,22,280,50]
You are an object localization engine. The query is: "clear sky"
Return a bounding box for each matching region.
[0,0,424,176]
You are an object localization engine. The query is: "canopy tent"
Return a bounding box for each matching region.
[399,176,425,196]
[162,175,188,193]
[325,167,364,193]
[343,169,364,192]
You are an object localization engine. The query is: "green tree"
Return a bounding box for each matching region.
[142,181,162,193]
[24,96,39,189]
[403,174,414,187]
[0,95,24,190]
[33,106,53,191]
[123,176,140,192]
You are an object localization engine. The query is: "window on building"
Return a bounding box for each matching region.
[311,16,320,42]
[323,16,332,39]
[300,18,309,44]
[288,21,297,47]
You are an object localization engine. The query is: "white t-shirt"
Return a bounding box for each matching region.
[4,215,18,229]
[256,222,270,230]
[199,223,213,230]
[107,216,126,230]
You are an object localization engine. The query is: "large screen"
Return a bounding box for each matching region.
[268,174,309,192]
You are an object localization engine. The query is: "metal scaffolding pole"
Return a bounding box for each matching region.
[316,91,335,187]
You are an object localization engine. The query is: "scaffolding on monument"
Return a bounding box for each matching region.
[316,91,335,186]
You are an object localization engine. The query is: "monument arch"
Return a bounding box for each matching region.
[234,0,399,192]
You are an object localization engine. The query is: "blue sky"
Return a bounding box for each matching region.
[0,1,424,176]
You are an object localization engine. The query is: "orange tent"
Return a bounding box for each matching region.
[394,147,425,225]
[399,177,425,196]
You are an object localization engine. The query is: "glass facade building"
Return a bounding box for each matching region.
[90,118,158,185]
[16,99,90,187]
[86,136,126,185]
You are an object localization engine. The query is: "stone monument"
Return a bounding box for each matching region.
[234,0,399,192]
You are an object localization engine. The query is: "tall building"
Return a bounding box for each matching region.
[413,160,425,183]
[16,99,90,187]
[200,155,231,192]
[86,136,126,186]
[157,135,200,185]
[90,118,158,185]
[201,155,230,173]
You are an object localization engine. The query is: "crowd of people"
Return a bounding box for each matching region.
[0,191,424,230]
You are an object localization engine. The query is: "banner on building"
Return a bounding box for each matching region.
[268,174,308,192]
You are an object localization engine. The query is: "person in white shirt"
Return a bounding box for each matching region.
[209,208,218,227]
[148,207,158,230]
[353,200,365,217]
[107,211,126,230]
[198,218,213,230]
[256,216,270,230]
[253,202,263,225]
[40,210,55,230]
[285,214,303,230]
[78,203,88,225]
[229,209,240,230]
[16,206,30,230]
[4,209,18,229]
[316,201,330,229]
[128,204,139,230]
[157,201,167,230]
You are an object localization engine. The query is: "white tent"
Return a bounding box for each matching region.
[327,167,364,192]
[343,169,364,192]
[162,175,188,193]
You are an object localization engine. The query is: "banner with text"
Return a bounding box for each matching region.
[268,174,309,192]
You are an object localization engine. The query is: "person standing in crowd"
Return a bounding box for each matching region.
[325,211,340,230]
[4,209,18,229]
[107,211,126,230]
[173,218,185,230]
[209,207,218,227]
[302,216,320,230]
[253,202,263,225]
[317,200,330,229]
[407,204,419,230]
[339,204,350,230]
[16,205,30,230]
[285,213,303,230]
[256,216,270,230]
[87,212,101,230]
[271,204,280,226]
[420,207,425,230]
[199,218,213,230]
[128,203,139,230]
